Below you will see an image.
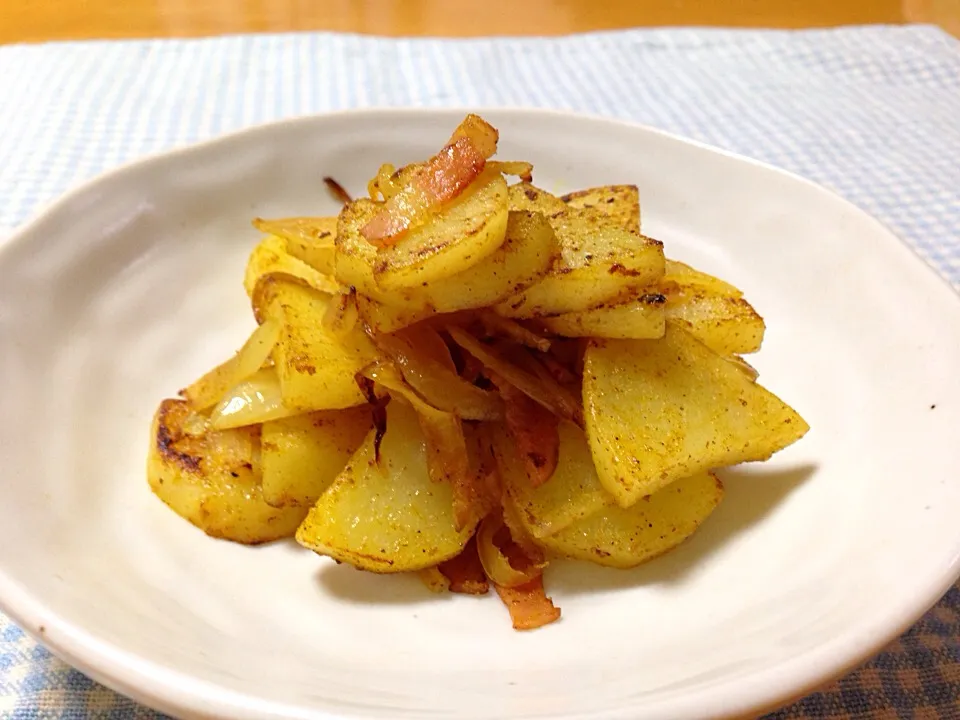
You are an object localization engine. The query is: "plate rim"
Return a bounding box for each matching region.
[0,105,958,720]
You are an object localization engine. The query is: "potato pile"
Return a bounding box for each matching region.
[147,115,808,630]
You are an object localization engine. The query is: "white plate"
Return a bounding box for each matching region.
[1,108,958,720]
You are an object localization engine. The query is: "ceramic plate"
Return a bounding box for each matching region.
[1,109,958,720]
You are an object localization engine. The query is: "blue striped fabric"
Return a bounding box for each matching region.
[0,24,958,719]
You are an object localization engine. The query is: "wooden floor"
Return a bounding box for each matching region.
[1,0,958,44]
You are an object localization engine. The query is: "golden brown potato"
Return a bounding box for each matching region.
[539,292,666,339]
[534,471,723,568]
[494,420,615,538]
[334,199,429,308]
[295,400,476,572]
[496,206,665,318]
[507,182,567,215]
[665,294,765,356]
[561,184,640,234]
[663,259,743,297]
[260,406,372,508]
[583,324,808,507]
[355,295,434,334]
[253,216,337,274]
[147,399,306,543]
[265,281,378,411]
[372,171,510,291]
[422,210,559,313]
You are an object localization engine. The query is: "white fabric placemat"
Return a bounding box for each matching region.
[0,24,958,720]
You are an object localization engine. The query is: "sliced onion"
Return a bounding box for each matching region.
[181,318,282,410]
[371,330,503,421]
[367,163,401,201]
[208,367,297,430]
[400,325,456,371]
[479,311,550,352]
[447,326,581,426]
[513,350,583,426]
[501,499,543,558]
[362,359,489,531]
[322,292,359,339]
[448,114,499,158]
[477,513,546,589]
[252,217,336,247]
[500,381,560,488]
[361,360,468,484]
[245,237,340,302]
[323,176,352,204]
[487,160,533,182]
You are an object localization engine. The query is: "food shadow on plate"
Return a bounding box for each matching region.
[314,562,449,606]
[548,463,817,595]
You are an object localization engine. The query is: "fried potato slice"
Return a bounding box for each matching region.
[261,406,372,508]
[334,200,430,307]
[663,259,742,297]
[535,471,723,568]
[295,400,476,572]
[356,295,434,334]
[497,206,665,318]
[584,325,809,507]
[561,184,640,234]
[665,293,765,355]
[264,281,378,411]
[507,182,567,216]
[422,210,559,313]
[147,399,306,543]
[494,420,614,538]
[539,292,666,339]
[372,171,510,290]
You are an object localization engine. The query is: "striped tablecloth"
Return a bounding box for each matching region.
[0,24,958,719]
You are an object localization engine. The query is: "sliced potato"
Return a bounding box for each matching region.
[147,399,306,543]
[253,216,337,274]
[665,293,765,355]
[535,471,723,568]
[422,210,559,313]
[261,406,372,508]
[663,259,743,297]
[334,200,428,307]
[583,325,809,507]
[355,295,433,334]
[497,207,665,318]
[243,235,338,298]
[494,420,615,538]
[373,171,510,290]
[539,292,666,339]
[266,281,378,411]
[561,184,640,234]
[508,182,567,216]
[295,400,476,572]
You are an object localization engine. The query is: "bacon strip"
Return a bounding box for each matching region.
[439,537,489,595]
[494,577,561,630]
[361,137,487,245]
